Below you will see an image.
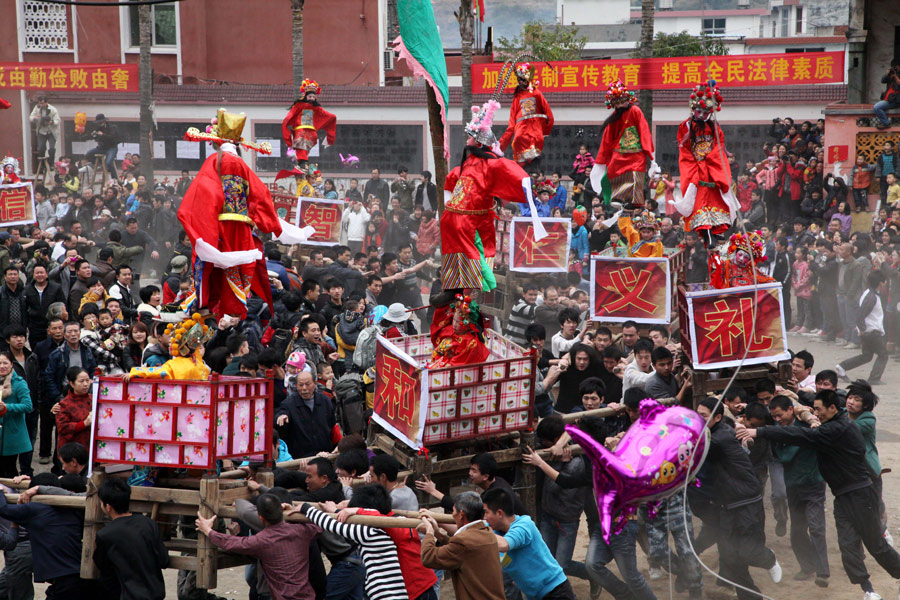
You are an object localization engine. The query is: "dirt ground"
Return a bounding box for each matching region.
[25,329,900,599]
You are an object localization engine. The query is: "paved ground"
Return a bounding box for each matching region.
[24,329,900,599]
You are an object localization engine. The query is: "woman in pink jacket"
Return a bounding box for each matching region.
[791,246,813,333]
[416,209,440,258]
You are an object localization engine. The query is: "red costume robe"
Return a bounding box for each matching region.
[1,172,20,184]
[178,148,282,318]
[595,105,654,206]
[709,253,775,289]
[499,88,554,164]
[441,151,531,291]
[674,119,738,234]
[281,101,337,161]
[429,305,490,368]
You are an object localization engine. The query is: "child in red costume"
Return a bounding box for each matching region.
[709,230,775,289]
[1,156,21,184]
[180,109,314,318]
[281,78,337,171]
[429,293,489,368]
[498,63,554,166]
[670,81,739,244]
[442,100,547,292]
[590,80,655,208]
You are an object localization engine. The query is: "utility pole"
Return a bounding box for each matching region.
[291,0,305,90]
[638,0,654,128]
[139,4,154,184]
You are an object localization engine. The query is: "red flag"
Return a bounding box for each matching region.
[475,0,485,22]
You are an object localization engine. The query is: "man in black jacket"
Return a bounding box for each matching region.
[25,265,66,348]
[738,390,900,600]
[0,267,28,343]
[810,240,839,341]
[85,114,120,180]
[107,265,136,323]
[275,372,337,459]
[33,318,65,465]
[684,231,709,284]
[697,397,781,600]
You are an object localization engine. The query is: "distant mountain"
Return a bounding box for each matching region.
[433,0,556,48]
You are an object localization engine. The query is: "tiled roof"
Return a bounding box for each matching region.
[45,82,846,106]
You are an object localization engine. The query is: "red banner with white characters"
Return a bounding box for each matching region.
[0,182,35,228]
[295,197,344,246]
[0,62,138,92]
[473,51,844,93]
[591,256,671,324]
[685,283,790,369]
[372,336,429,449]
[510,217,571,273]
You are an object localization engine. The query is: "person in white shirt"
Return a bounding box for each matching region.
[836,270,888,385]
[622,338,654,393]
[791,350,816,391]
[342,201,370,254]
[551,307,588,358]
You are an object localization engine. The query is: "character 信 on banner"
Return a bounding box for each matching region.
[179,109,315,319]
[669,81,739,246]
[509,217,571,273]
[590,80,655,209]
[0,181,35,228]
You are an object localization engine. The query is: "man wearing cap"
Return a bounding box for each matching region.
[162,256,189,305]
[92,247,117,288]
[84,114,120,180]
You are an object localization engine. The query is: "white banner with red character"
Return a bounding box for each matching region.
[0,182,35,228]
[294,197,344,246]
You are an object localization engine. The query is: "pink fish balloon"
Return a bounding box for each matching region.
[566,399,709,542]
[340,153,360,167]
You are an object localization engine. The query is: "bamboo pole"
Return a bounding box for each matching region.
[216,504,426,529]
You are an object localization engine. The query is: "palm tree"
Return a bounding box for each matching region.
[291,0,305,90]
[139,3,154,184]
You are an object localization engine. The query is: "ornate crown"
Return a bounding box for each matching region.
[632,210,660,231]
[515,62,534,82]
[689,81,723,113]
[605,80,636,109]
[300,78,321,95]
[465,99,501,148]
[183,108,272,154]
[533,178,556,196]
[728,231,765,260]
[165,313,214,357]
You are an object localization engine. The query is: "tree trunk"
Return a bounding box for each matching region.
[138,4,154,184]
[291,0,305,91]
[426,86,448,216]
[638,0,654,129]
[458,0,474,124]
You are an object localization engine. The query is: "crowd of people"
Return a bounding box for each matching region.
[1,92,900,600]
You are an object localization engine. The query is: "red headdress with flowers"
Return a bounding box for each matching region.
[300,78,321,96]
[728,230,765,261]
[632,210,660,231]
[605,80,636,109]
[689,80,723,113]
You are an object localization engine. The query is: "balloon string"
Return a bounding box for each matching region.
[674,0,776,597]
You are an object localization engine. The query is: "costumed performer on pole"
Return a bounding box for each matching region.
[126,313,214,381]
[179,108,315,319]
[274,164,318,199]
[442,99,547,293]
[1,156,21,184]
[498,62,554,168]
[428,292,490,368]
[281,79,337,173]
[669,81,740,246]
[617,209,664,257]
[709,230,775,289]
[590,80,656,209]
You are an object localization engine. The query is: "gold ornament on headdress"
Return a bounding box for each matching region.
[166,313,214,357]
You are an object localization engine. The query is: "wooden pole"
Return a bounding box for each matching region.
[426,86,448,215]
[197,476,220,590]
[80,467,106,579]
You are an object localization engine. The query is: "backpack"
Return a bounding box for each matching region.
[334,373,367,435]
[352,324,382,371]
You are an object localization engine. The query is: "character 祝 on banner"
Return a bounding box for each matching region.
[590,80,655,209]
[428,292,490,368]
[1,156,21,185]
[498,62,554,167]
[441,97,547,292]
[670,81,740,246]
[709,230,776,289]
[617,209,664,257]
[281,79,337,173]
[179,109,315,318]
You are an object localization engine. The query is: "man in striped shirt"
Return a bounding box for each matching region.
[505,283,540,347]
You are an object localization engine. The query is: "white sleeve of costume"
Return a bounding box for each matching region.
[670,183,696,218]
[194,238,262,269]
[444,189,452,204]
[602,209,623,229]
[589,163,607,196]
[275,218,316,244]
[522,177,547,241]
[720,187,740,222]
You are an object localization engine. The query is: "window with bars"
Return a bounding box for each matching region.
[23,1,69,51]
[128,1,177,47]
[701,18,726,36]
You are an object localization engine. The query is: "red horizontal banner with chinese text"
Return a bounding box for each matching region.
[510,217,571,273]
[297,197,344,246]
[372,337,427,449]
[686,283,790,369]
[0,182,36,228]
[473,51,844,93]
[0,63,138,93]
[591,256,671,324]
